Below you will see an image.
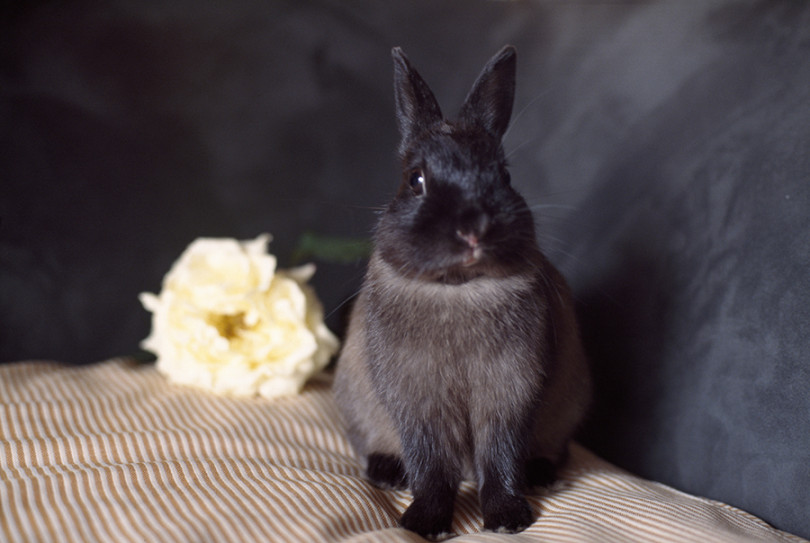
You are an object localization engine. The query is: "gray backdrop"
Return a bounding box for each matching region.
[2,1,809,538]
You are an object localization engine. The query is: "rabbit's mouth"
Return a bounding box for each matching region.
[435,249,492,284]
[461,246,483,267]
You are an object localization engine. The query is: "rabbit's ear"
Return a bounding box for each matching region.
[392,47,443,145]
[458,45,516,141]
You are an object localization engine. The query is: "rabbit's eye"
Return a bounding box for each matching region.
[408,169,426,196]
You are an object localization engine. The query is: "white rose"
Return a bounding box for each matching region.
[139,234,340,399]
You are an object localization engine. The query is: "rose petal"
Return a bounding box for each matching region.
[139,234,339,399]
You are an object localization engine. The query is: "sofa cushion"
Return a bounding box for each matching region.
[0,359,802,542]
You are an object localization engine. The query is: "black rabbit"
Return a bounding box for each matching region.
[333,45,592,540]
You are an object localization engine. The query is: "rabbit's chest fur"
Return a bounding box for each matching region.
[365,254,546,358]
[361,255,549,468]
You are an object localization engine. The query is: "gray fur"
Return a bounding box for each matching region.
[334,253,591,478]
[332,45,592,538]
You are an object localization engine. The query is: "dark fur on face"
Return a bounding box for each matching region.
[378,123,538,283]
[333,46,592,540]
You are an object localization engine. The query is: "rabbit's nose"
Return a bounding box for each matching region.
[456,229,479,248]
[456,211,491,246]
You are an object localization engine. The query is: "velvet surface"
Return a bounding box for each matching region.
[2,1,808,538]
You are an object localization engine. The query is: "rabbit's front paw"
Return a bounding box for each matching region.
[482,493,534,534]
[400,496,454,541]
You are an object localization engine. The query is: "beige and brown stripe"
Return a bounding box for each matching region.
[0,359,804,542]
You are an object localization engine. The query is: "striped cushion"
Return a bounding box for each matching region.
[0,359,803,542]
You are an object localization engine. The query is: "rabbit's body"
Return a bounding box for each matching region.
[333,45,591,539]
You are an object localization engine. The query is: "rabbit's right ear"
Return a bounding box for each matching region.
[392,47,443,149]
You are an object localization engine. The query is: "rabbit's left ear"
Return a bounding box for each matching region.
[458,45,516,141]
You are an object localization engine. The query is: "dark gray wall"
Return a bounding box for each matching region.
[2,1,809,538]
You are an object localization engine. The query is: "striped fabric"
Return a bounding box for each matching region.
[0,359,804,543]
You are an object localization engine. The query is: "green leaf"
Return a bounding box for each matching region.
[292,232,372,264]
